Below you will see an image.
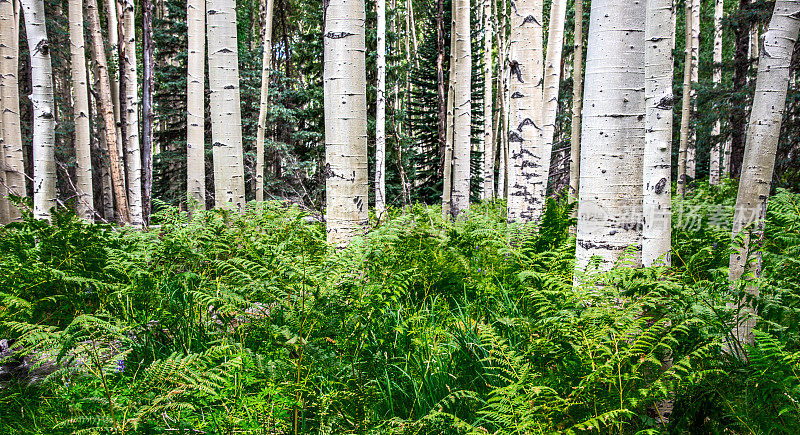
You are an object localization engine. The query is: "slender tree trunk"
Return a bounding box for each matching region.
[186,0,205,207]
[643,0,674,267]
[255,0,274,202]
[0,0,26,221]
[677,2,692,196]
[442,2,456,218]
[506,0,543,223]
[435,0,446,198]
[87,0,130,223]
[730,0,750,178]
[710,0,724,185]
[105,0,124,189]
[207,0,245,210]
[323,0,368,246]
[481,0,493,200]
[375,0,386,213]
[728,0,800,352]
[497,0,509,199]
[686,0,699,181]
[69,0,94,220]
[142,0,153,221]
[21,0,56,220]
[450,0,471,217]
[574,0,645,271]
[121,0,143,225]
[569,0,583,201]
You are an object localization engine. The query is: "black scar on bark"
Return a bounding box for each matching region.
[509,60,523,83]
[654,177,667,194]
[509,131,523,143]
[522,15,541,26]
[326,32,355,39]
[517,118,540,132]
[656,95,674,110]
[511,91,524,99]
[219,48,233,54]
[35,39,49,55]
[224,85,235,89]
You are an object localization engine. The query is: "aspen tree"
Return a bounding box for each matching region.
[0,0,26,221]
[441,2,456,218]
[323,0,368,246]
[686,0,699,180]
[255,0,274,202]
[186,0,205,207]
[728,0,800,351]
[69,0,93,220]
[207,0,246,210]
[497,0,509,199]
[569,0,583,200]
[710,0,724,185]
[375,0,386,213]
[642,0,674,267]
[677,2,692,197]
[142,0,154,221]
[480,0,494,200]
[21,0,56,220]
[105,0,124,189]
[122,0,143,225]
[506,0,543,223]
[450,0,471,217]
[574,0,646,271]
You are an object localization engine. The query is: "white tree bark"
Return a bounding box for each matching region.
[255,0,274,203]
[105,0,124,189]
[186,0,205,207]
[323,0,368,246]
[69,0,93,220]
[569,0,584,201]
[710,0,724,185]
[642,0,673,267]
[481,0,494,200]
[686,0,699,180]
[122,0,143,225]
[0,0,26,221]
[677,2,692,196]
[207,0,245,210]
[575,0,645,271]
[21,0,56,220]
[506,0,543,223]
[450,0,471,217]
[728,0,800,351]
[375,0,386,213]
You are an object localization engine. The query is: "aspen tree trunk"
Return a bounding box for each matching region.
[441,3,456,218]
[686,0,699,180]
[121,0,143,225]
[642,0,673,267]
[21,0,56,220]
[255,0,274,202]
[69,0,93,220]
[728,0,800,351]
[0,0,26,221]
[105,0,124,189]
[710,0,724,185]
[323,0,368,246]
[0,120,7,222]
[506,0,543,223]
[535,0,567,208]
[677,2,692,197]
[435,0,446,199]
[574,0,645,271]
[569,0,583,200]
[450,0,471,217]
[375,0,386,213]
[497,0,509,199]
[186,0,205,207]
[207,0,246,210]
[87,0,130,223]
[142,0,153,221]
[481,0,493,200]
[729,0,750,179]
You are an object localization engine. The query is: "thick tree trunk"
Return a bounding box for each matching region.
[121,0,143,225]
[255,0,274,202]
[186,0,205,207]
[87,0,130,223]
[323,0,368,246]
[677,2,692,196]
[21,0,56,220]
[142,0,153,221]
[0,0,26,221]
[481,0,493,200]
[450,0,471,217]
[69,0,93,220]
[642,0,674,267]
[729,0,751,178]
[728,0,800,352]
[375,0,386,213]
[710,0,724,185]
[569,0,583,201]
[506,0,543,223]
[574,0,645,271]
[207,0,245,210]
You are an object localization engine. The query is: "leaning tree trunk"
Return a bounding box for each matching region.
[207,0,246,210]
[69,0,93,220]
[21,0,56,220]
[450,0,471,218]
[642,0,674,267]
[122,0,143,225]
[506,0,543,223]
[569,0,583,201]
[574,0,645,272]
[255,0,274,203]
[375,0,386,213]
[142,0,154,222]
[481,0,494,200]
[186,0,205,207]
[677,2,692,197]
[0,0,26,221]
[728,0,800,353]
[87,0,130,223]
[710,0,724,185]
[323,0,368,247]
